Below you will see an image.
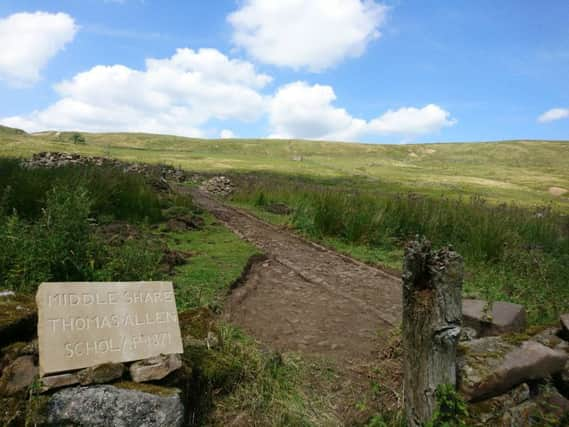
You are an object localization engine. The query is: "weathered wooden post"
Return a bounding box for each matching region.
[402,238,464,426]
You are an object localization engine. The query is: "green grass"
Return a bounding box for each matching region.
[230,178,569,325]
[1,126,568,209]
[167,214,259,311]
[0,157,162,223]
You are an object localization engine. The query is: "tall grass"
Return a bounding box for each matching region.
[0,159,166,292]
[233,174,569,324]
[0,158,162,223]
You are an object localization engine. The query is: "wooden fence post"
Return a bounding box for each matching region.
[402,238,464,426]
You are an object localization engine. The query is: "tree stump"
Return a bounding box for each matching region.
[402,238,464,426]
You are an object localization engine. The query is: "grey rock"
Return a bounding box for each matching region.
[459,337,568,401]
[77,363,124,385]
[462,299,526,337]
[199,176,234,197]
[41,372,79,392]
[529,327,566,349]
[0,355,38,396]
[129,354,182,383]
[503,385,569,426]
[468,383,530,424]
[47,384,184,427]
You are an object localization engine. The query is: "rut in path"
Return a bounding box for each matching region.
[189,189,403,367]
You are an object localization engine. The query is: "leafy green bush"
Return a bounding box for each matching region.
[0,186,93,291]
[0,169,166,292]
[426,384,468,427]
[94,239,163,282]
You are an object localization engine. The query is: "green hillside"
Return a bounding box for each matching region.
[1,127,568,208]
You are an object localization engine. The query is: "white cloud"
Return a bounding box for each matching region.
[220,129,236,139]
[1,48,271,136]
[228,0,388,72]
[368,105,457,135]
[0,12,77,86]
[538,108,569,123]
[269,81,455,141]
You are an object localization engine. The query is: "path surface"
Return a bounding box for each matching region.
[189,189,402,367]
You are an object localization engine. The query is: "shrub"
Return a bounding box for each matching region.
[0,168,167,292]
[0,186,93,291]
[94,239,163,282]
[426,384,468,427]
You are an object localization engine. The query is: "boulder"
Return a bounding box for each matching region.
[46,383,184,427]
[1,340,38,376]
[129,354,182,383]
[462,299,526,337]
[0,355,38,396]
[503,385,569,426]
[467,383,530,425]
[529,327,568,351]
[40,372,79,393]
[77,363,125,385]
[459,337,568,401]
[0,294,37,347]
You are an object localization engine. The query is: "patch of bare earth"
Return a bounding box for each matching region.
[549,186,568,197]
[188,188,403,424]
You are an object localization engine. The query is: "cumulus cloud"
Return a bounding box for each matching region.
[220,129,236,138]
[269,82,366,140]
[538,108,569,123]
[368,105,457,135]
[1,48,271,136]
[0,11,77,86]
[228,0,388,72]
[269,81,455,141]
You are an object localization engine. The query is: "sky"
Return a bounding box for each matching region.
[0,0,568,144]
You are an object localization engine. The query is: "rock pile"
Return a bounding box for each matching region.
[199,176,234,197]
[22,152,188,183]
[0,291,187,426]
[458,302,569,425]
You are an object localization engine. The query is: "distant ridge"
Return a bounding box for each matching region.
[0,125,27,136]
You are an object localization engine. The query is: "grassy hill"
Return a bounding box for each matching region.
[1,127,568,208]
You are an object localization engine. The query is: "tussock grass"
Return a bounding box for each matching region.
[209,325,340,427]
[0,158,162,222]
[233,175,569,324]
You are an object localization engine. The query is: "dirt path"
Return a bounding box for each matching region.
[189,189,402,368]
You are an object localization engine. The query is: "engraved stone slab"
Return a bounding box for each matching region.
[37,282,183,376]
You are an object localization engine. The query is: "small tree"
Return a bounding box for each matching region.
[71,132,85,145]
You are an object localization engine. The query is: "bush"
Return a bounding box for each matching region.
[95,239,163,282]
[0,186,93,291]
[0,176,165,293]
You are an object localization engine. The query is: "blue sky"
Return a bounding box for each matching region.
[0,0,568,143]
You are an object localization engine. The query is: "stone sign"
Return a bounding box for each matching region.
[36,282,183,376]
